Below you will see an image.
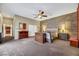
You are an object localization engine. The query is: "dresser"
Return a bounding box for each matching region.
[58,33,70,41]
[19,31,28,39]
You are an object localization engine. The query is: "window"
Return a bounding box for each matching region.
[29,25,37,36]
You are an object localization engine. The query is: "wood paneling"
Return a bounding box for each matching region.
[77,4,79,40]
[77,4,79,47]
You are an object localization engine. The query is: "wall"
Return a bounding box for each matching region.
[3,17,13,25]
[0,14,2,33]
[40,12,77,37]
[13,15,40,39]
[0,12,77,39]
[0,14,40,39]
[3,17,13,37]
[0,15,13,37]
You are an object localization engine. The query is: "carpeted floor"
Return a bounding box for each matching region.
[0,37,79,56]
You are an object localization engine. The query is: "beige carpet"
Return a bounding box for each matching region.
[0,37,79,56]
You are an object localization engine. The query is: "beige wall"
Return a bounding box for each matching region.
[0,12,77,39]
[3,17,13,25]
[0,14,2,33]
[3,17,13,37]
[0,15,13,37]
[0,14,40,39]
[40,12,77,37]
[13,15,40,39]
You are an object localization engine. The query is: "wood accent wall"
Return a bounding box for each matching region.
[77,4,79,40]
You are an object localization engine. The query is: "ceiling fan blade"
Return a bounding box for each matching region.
[33,14,39,18]
[42,15,47,17]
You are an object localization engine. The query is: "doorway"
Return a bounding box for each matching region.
[2,24,13,42]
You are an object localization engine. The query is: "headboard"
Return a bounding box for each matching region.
[46,28,58,37]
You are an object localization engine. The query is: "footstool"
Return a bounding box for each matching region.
[69,37,79,48]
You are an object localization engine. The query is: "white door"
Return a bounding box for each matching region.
[29,25,37,36]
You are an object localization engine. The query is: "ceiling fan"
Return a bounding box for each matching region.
[34,10,47,19]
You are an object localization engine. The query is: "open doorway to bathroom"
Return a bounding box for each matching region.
[2,17,13,42]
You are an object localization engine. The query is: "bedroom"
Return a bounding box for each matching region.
[0,3,79,56]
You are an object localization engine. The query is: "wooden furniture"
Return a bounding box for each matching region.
[77,4,79,47]
[58,33,70,41]
[19,23,28,39]
[69,37,79,47]
[69,4,79,48]
[35,32,46,43]
[19,31,28,39]
[77,4,79,42]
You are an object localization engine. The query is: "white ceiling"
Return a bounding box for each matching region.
[0,3,78,21]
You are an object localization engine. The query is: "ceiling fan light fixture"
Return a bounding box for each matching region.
[33,10,47,19]
[38,15,42,18]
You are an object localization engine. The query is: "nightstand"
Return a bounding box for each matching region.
[58,33,70,41]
